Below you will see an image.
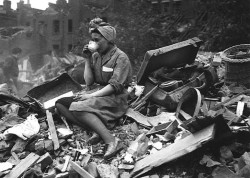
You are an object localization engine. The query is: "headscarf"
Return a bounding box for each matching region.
[96,26,116,43]
[89,18,116,43]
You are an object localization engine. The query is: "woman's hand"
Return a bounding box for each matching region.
[82,45,92,59]
[74,93,93,101]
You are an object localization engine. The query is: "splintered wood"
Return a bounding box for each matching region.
[130,124,216,178]
[5,153,40,178]
[46,110,60,150]
[70,160,94,178]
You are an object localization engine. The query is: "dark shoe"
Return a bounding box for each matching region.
[104,138,120,159]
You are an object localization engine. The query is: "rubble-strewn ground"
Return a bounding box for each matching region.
[1,45,250,178]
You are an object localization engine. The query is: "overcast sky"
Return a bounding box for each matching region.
[0,0,58,10]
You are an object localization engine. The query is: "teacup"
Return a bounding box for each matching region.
[88,41,98,51]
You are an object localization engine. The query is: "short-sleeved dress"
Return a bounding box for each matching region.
[58,45,132,128]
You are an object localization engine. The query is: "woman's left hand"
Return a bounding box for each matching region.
[74,93,93,101]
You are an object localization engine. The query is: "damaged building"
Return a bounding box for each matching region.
[0,0,17,28]
[17,0,114,56]
[0,0,115,85]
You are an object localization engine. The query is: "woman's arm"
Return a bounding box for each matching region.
[76,84,115,100]
[91,84,115,97]
[84,57,94,86]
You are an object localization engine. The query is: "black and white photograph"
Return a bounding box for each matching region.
[0,0,250,177]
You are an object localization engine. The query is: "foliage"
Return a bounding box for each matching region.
[77,0,250,73]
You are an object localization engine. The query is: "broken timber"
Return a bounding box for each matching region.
[130,124,216,178]
[46,110,60,150]
[125,108,176,127]
[5,153,40,178]
[70,160,95,178]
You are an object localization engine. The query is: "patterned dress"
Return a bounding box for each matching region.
[63,45,132,128]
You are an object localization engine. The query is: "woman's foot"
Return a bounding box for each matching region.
[104,137,120,159]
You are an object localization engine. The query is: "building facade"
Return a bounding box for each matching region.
[16,0,114,56]
[0,0,17,27]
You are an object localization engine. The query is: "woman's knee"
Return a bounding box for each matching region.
[55,103,62,114]
[56,97,74,108]
[55,103,62,111]
[73,111,98,121]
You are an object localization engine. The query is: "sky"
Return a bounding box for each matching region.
[0,0,57,10]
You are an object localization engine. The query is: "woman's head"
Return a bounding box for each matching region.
[90,26,115,54]
[89,18,116,54]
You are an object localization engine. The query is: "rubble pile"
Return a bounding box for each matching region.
[31,53,86,86]
[1,38,250,178]
[0,27,25,39]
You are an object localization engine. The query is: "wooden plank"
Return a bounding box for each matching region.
[132,85,159,110]
[62,155,71,172]
[125,108,176,127]
[130,124,216,178]
[11,152,20,164]
[81,154,91,167]
[211,89,250,110]
[46,110,60,150]
[5,153,40,178]
[70,160,94,178]
[147,120,178,136]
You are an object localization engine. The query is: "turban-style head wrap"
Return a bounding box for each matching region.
[89,18,116,43]
[96,26,116,43]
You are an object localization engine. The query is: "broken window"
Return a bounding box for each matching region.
[53,20,60,34]
[174,1,181,11]
[68,19,73,33]
[25,22,30,26]
[52,44,60,52]
[68,44,73,51]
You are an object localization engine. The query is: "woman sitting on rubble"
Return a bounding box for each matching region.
[55,18,132,159]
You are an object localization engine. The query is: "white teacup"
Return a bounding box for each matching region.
[88,41,98,51]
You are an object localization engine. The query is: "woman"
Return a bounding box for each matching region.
[55,21,132,159]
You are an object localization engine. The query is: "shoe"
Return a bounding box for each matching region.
[104,138,120,159]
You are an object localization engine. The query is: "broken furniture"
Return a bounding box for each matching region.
[220,44,250,88]
[175,88,214,133]
[27,72,82,110]
[137,37,203,85]
[136,37,218,111]
[176,87,202,122]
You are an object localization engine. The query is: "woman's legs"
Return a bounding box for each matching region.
[55,103,85,128]
[73,111,115,144]
[56,103,119,158]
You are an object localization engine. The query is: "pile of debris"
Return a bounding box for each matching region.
[1,38,250,178]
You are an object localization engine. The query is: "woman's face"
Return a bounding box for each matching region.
[91,32,109,54]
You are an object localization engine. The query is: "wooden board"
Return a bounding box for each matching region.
[62,155,71,172]
[130,124,216,178]
[46,110,60,150]
[5,153,40,178]
[125,108,176,127]
[70,160,94,178]
[147,120,178,136]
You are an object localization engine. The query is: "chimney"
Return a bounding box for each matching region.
[26,0,31,7]
[3,0,11,11]
[17,0,24,9]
